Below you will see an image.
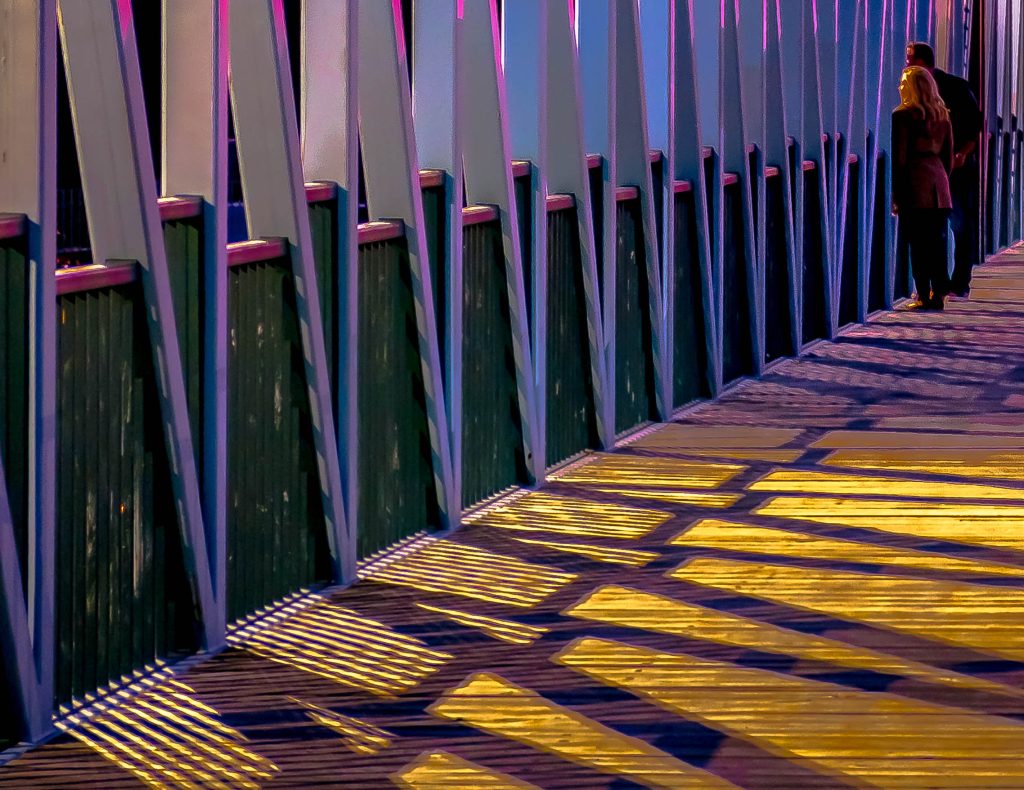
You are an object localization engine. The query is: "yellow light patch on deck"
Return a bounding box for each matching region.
[228,601,452,696]
[428,673,736,789]
[416,602,548,645]
[875,414,1024,434]
[393,751,540,789]
[554,452,746,488]
[670,518,1024,578]
[670,558,1024,662]
[364,538,577,607]
[473,491,672,540]
[823,448,1024,481]
[288,697,393,755]
[626,425,804,462]
[750,469,1024,500]
[508,536,658,567]
[812,430,1024,450]
[631,424,803,449]
[564,585,1022,697]
[754,495,1024,552]
[56,680,278,788]
[590,487,742,508]
[555,637,1024,788]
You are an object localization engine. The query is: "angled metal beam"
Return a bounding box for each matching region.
[229,0,352,583]
[765,0,800,353]
[819,0,839,270]
[461,0,541,483]
[300,0,359,581]
[618,1,667,415]
[503,0,547,465]
[162,0,229,642]
[506,0,611,453]
[412,0,464,500]
[692,0,726,386]
[356,0,457,528]
[577,4,617,436]
[0,0,55,742]
[58,0,218,649]
[724,0,763,373]
[801,0,837,334]
[842,0,870,321]
[639,0,674,409]
[579,0,668,425]
[545,1,611,448]
[671,0,720,394]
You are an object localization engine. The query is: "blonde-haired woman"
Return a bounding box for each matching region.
[892,66,954,309]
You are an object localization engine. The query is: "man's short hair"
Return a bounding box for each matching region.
[908,42,936,68]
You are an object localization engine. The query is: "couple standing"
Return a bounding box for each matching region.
[892,42,982,310]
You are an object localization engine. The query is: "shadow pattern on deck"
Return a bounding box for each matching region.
[5,247,1024,787]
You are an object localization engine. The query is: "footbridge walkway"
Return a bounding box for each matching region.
[2,245,1024,787]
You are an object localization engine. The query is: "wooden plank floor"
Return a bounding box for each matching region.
[5,246,1024,788]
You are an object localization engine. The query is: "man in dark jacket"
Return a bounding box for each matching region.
[907,42,983,297]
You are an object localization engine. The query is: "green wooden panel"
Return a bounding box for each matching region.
[0,233,28,747]
[163,217,203,471]
[55,283,197,706]
[0,235,29,589]
[722,183,754,382]
[309,199,339,399]
[764,175,795,363]
[226,258,331,623]
[840,160,861,327]
[985,138,998,256]
[546,208,598,468]
[421,184,447,386]
[672,191,711,405]
[514,173,532,329]
[357,239,440,558]
[999,132,1012,249]
[614,199,656,435]
[869,155,889,311]
[589,166,606,305]
[461,221,526,508]
[802,169,829,343]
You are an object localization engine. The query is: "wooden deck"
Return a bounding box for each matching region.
[5,245,1024,788]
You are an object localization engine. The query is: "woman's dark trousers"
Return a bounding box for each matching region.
[901,208,951,305]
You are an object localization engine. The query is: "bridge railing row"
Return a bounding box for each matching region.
[0,137,898,745]
[3,0,1023,748]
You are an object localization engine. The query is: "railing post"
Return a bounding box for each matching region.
[229,0,352,584]
[460,0,541,485]
[411,0,464,507]
[301,0,360,581]
[0,0,56,742]
[356,0,457,530]
[58,0,217,650]
[162,0,229,643]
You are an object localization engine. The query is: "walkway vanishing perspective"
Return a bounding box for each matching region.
[1,247,1023,788]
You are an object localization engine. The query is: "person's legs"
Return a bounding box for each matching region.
[903,210,931,304]
[927,209,951,307]
[895,215,914,299]
[949,164,980,295]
